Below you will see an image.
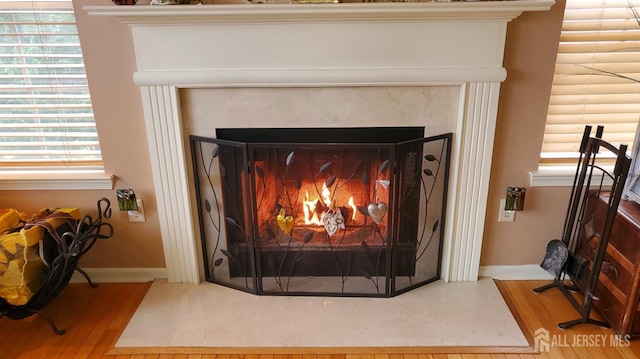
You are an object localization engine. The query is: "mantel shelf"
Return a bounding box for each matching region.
[85,1,555,24]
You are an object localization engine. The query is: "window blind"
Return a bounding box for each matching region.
[541,0,640,164]
[0,0,102,168]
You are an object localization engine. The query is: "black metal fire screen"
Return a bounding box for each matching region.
[190,127,452,297]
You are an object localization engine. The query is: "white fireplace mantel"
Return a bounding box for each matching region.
[87,1,554,284]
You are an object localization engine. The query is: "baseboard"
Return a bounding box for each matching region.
[69,267,168,284]
[68,265,551,283]
[479,265,554,280]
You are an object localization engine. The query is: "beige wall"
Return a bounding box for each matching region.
[0,0,165,268]
[0,0,569,270]
[482,0,569,266]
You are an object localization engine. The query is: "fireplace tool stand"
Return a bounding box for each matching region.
[533,125,631,330]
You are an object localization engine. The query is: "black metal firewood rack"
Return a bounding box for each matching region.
[0,198,114,335]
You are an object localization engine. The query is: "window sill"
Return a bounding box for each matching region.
[530,165,615,187]
[529,166,577,187]
[0,170,114,191]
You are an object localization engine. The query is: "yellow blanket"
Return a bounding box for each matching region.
[0,208,80,306]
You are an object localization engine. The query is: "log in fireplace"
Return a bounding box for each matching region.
[190,127,451,297]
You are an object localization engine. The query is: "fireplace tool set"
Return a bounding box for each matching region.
[535,125,631,330]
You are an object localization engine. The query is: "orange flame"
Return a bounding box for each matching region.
[347,197,357,220]
[303,191,321,225]
[302,183,356,225]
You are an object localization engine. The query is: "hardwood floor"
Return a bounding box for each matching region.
[1,280,639,358]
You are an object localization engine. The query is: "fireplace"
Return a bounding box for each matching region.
[86,1,554,284]
[190,127,451,296]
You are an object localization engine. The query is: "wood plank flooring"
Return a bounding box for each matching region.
[1,280,639,358]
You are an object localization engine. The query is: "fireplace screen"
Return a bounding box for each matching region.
[190,128,452,297]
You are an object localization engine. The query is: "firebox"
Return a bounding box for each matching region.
[190,127,452,297]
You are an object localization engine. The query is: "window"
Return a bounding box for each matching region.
[540,0,640,166]
[0,0,103,174]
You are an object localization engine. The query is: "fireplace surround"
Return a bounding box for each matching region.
[86,1,555,284]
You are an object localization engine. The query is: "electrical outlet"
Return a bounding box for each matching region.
[498,198,516,222]
[128,199,146,223]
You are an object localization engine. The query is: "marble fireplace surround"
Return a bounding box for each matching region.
[87,1,554,284]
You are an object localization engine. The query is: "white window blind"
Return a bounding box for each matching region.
[0,0,102,169]
[541,0,640,164]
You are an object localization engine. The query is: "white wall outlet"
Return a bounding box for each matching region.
[128,199,146,223]
[498,198,516,222]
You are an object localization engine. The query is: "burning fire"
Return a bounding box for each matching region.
[347,197,356,220]
[302,184,357,225]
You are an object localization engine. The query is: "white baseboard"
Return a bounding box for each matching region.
[69,267,167,284]
[68,265,551,283]
[479,264,554,280]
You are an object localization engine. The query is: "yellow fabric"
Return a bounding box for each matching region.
[0,209,25,234]
[0,227,46,305]
[0,208,81,306]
